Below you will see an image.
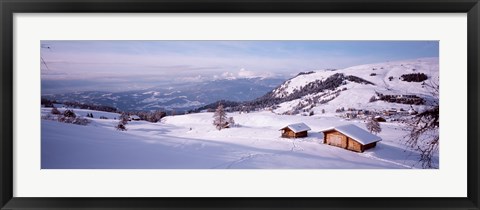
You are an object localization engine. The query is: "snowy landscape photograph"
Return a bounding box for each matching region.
[41,41,439,169]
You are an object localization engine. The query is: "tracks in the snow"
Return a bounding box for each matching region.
[211,139,305,169]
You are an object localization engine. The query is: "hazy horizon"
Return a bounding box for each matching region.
[41,40,439,94]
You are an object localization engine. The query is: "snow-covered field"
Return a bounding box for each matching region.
[41,108,437,169]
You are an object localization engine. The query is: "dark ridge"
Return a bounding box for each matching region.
[190,100,242,113]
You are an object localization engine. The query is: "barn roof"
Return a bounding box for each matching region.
[280,123,311,133]
[320,124,382,145]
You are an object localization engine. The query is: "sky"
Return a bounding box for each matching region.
[41,40,439,93]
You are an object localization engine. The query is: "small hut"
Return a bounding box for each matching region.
[279,123,311,138]
[374,116,386,122]
[319,124,381,153]
[129,115,141,121]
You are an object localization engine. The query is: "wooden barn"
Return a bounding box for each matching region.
[319,124,381,153]
[279,123,311,138]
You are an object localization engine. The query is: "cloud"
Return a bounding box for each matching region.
[176,75,207,82]
[238,68,275,79]
[215,68,277,80]
[221,72,237,80]
[237,68,257,78]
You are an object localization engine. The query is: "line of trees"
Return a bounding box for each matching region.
[126,110,167,123]
[41,98,118,113]
[42,98,170,123]
[371,92,424,105]
[400,73,428,82]
[43,108,91,126]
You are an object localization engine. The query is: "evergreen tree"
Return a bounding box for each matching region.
[366,117,382,135]
[120,112,129,124]
[51,107,61,115]
[213,104,228,130]
[227,117,235,127]
[116,122,127,131]
[63,109,76,118]
[116,112,129,131]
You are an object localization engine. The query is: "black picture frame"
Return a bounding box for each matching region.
[1,0,479,209]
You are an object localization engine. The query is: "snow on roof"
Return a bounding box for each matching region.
[280,123,311,133]
[319,124,382,145]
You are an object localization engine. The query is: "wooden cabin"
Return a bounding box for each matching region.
[319,124,381,153]
[279,123,311,138]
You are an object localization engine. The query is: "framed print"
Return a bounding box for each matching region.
[1,0,479,209]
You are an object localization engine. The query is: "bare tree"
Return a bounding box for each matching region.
[366,117,381,135]
[405,80,439,168]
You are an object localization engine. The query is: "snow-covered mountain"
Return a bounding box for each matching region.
[226,57,438,115]
[274,58,438,98]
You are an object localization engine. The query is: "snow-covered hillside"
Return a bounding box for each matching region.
[271,58,438,114]
[40,58,440,169]
[41,108,436,169]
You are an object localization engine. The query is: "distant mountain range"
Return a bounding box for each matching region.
[42,57,439,114]
[42,78,285,112]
